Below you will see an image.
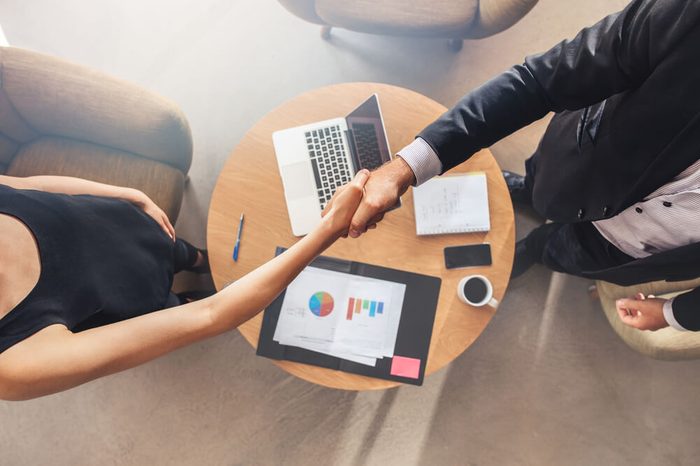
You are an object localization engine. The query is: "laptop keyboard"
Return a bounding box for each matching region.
[351,123,384,170]
[305,125,352,210]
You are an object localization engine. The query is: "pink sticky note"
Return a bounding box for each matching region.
[390,356,421,379]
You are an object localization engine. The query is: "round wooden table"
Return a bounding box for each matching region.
[207,82,515,390]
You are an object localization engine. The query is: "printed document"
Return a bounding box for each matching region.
[272,266,406,365]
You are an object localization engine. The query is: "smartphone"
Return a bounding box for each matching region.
[444,243,492,269]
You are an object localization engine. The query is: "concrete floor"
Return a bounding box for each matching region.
[2,1,700,465]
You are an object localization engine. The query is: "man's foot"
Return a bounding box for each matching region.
[511,239,536,279]
[502,171,532,207]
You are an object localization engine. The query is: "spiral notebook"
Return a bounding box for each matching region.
[413,172,490,235]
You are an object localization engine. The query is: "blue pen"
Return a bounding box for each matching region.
[233,213,244,262]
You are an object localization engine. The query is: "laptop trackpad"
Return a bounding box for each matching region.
[282,161,317,200]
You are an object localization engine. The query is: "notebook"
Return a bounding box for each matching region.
[412,172,490,235]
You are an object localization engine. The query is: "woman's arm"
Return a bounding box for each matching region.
[0,174,175,239]
[0,171,370,401]
[0,174,143,201]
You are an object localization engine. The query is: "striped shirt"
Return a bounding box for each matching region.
[593,157,700,259]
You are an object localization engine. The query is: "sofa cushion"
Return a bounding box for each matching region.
[0,86,38,144]
[8,137,186,222]
[316,0,479,36]
[0,132,19,168]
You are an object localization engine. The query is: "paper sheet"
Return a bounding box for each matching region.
[273,266,406,365]
[413,172,490,235]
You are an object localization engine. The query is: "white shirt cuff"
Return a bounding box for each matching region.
[663,298,688,331]
[396,138,443,186]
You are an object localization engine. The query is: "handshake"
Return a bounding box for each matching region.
[320,157,417,239]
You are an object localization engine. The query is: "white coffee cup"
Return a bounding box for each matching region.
[457,275,498,308]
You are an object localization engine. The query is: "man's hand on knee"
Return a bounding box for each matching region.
[616,293,669,331]
[346,157,416,238]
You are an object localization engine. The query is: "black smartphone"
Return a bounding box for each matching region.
[444,243,492,269]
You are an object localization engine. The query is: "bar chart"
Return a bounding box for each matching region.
[346,297,385,320]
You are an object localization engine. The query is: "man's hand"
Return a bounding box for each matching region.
[321,170,370,238]
[616,293,669,331]
[329,157,415,238]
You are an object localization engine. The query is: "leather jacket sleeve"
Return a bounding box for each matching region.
[418,0,699,172]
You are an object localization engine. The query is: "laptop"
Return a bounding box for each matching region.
[273,94,395,236]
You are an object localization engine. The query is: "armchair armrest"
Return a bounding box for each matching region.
[467,0,539,39]
[0,47,192,174]
[277,0,326,25]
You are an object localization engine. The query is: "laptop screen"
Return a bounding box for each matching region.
[345,94,392,171]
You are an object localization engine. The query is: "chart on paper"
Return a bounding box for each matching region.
[346,297,384,320]
[273,266,406,366]
[309,291,334,317]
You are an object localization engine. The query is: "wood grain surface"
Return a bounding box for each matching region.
[207,82,515,390]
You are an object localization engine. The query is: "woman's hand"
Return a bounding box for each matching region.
[321,170,370,238]
[616,292,668,331]
[129,190,176,241]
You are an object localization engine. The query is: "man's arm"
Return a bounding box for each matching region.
[420,0,696,173]
[347,0,700,235]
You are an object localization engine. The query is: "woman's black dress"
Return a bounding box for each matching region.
[0,184,174,353]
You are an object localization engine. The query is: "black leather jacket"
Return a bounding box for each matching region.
[418,0,700,329]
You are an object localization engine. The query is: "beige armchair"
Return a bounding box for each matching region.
[0,47,192,221]
[595,278,700,360]
[278,0,539,50]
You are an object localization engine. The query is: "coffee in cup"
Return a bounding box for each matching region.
[457,275,498,308]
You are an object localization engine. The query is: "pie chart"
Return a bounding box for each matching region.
[309,291,334,317]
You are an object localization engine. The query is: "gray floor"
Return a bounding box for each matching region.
[1,1,699,465]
